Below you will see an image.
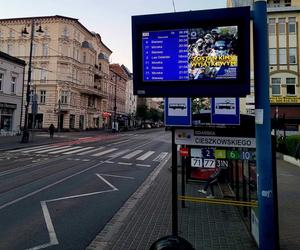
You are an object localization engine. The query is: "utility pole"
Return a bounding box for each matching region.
[113,73,117,132]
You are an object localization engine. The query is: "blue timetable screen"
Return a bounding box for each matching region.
[142,26,238,82]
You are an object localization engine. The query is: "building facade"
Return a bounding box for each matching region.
[0,15,112,131]
[227,0,300,130]
[0,51,25,135]
[106,64,128,130]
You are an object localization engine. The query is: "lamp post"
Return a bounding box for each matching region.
[21,19,43,143]
[113,73,117,132]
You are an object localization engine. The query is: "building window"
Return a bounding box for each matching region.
[11,76,16,94]
[286,78,296,95]
[269,48,276,64]
[32,43,37,56]
[271,78,281,95]
[0,73,3,91]
[40,90,46,104]
[279,48,287,64]
[288,17,296,33]
[279,18,286,34]
[61,91,68,104]
[63,27,68,37]
[289,48,296,64]
[268,18,276,34]
[9,29,13,38]
[273,0,280,7]
[7,43,13,54]
[42,43,48,56]
[285,0,291,7]
[83,52,86,63]
[40,68,47,82]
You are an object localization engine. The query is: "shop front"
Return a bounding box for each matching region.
[0,102,17,133]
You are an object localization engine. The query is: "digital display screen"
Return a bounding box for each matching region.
[142,26,238,82]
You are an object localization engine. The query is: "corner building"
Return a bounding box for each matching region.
[0,15,112,130]
[227,0,300,130]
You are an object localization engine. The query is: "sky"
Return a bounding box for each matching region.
[1,0,226,71]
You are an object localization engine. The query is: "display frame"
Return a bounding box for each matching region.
[132,6,250,97]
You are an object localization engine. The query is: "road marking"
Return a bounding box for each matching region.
[136,164,151,168]
[100,174,135,179]
[82,159,90,162]
[76,147,105,155]
[105,160,115,164]
[48,146,82,154]
[108,149,130,158]
[153,152,168,162]
[122,150,143,159]
[35,146,72,154]
[135,163,151,168]
[21,145,62,153]
[118,162,133,166]
[137,151,155,160]
[111,139,130,145]
[63,147,94,155]
[8,144,54,153]
[92,148,118,157]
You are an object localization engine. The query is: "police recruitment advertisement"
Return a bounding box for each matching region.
[142,26,238,82]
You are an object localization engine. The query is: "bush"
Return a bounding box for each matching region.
[285,135,300,157]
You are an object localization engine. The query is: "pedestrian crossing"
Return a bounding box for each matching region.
[9,145,169,162]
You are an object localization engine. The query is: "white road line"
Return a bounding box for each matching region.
[8,144,53,153]
[137,151,155,161]
[111,139,130,145]
[136,164,151,168]
[34,146,71,154]
[122,150,143,159]
[77,147,105,155]
[48,146,82,154]
[92,148,118,157]
[21,145,61,153]
[82,159,90,162]
[105,160,114,164]
[63,147,95,155]
[118,162,133,166]
[108,149,130,158]
[100,174,135,179]
[153,152,168,162]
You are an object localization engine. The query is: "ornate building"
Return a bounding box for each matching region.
[0,15,112,130]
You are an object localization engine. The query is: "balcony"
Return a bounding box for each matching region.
[79,85,108,98]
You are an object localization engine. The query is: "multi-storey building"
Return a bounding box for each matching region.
[106,64,128,129]
[0,51,25,135]
[122,64,137,128]
[227,0,300,130]
[0,15,111,130]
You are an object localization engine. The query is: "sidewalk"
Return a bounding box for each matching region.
[88,157,257,250]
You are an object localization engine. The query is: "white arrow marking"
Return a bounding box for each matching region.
[27,173,133,250]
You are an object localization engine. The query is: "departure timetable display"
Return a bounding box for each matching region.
[142,26,238,82]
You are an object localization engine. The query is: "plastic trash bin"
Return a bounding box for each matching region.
[150,235,194,250]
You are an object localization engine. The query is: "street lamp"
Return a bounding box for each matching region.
[21,19,43,143]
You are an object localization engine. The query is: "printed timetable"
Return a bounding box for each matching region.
[142,29,189,81]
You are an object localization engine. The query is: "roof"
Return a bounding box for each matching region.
[0,51,26,66]
[110,64,129,80]
[0,15,112,53]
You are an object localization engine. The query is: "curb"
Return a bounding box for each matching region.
[87,154,172,250]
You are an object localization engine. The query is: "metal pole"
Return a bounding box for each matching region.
[21,19,34,143]
[253,1,277,248]
[171,127,178,235]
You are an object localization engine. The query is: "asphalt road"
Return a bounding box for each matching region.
[0,129,171,250]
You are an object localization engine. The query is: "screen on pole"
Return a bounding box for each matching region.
[132,7,250,97]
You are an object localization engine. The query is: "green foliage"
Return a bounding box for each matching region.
[285,135,300,157]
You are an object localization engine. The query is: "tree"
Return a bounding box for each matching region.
[136,105,148,122]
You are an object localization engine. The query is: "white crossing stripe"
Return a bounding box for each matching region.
[48,146,82,154]
[137,151,155,160]
[118,162,133,166]
[153,152,168,162]
[122,150,143,159]
[19,145,59,153]
[111,139,130,145]
[34,146,71,154]
[92,148,118,157]
[108,149,130,158]
[77,147,105,155]
[136,164,151,168]
[63,147,95,155]
[9,144,55,153]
